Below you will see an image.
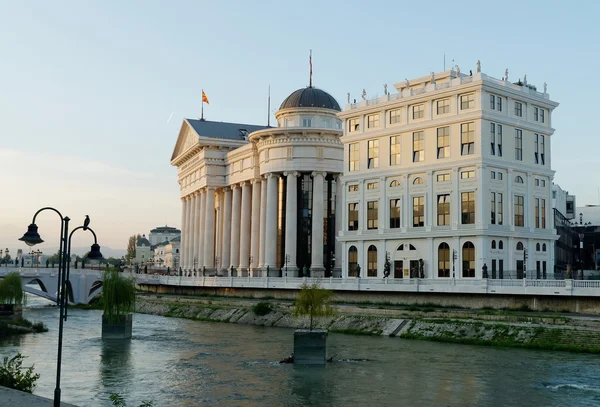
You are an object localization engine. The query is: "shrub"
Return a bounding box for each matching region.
[252,302,273,316]
[103,270,136,323]
[293,282,335,331]
[110,392,153,407]
[0,353,40,393]
[0,273,25,305]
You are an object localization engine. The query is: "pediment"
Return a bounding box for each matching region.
[171,120,199,162]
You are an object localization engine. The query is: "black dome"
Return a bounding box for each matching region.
[279,87,341,111]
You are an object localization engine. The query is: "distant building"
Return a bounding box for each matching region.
[148,226,181,247]
[164,236,180,269]
[552,183,575,220]
[573,205,600,271]
[135,234,152,265]
[552,184,577,276]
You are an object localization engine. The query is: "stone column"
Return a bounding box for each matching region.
[192,192,200,271]
[334,175,343,276]
[230,184,241,274]
[197,188,206,270]
[258,175,268,272]
[284,171,299,276]
[265,173,279,275]
[250,179,261,277]
[185,195,193,270]
[221,187,232,275]
[239,181,252,276]
[204,187,216,273]
[180,197,187,271]
[311,171,325,277]
[215,190,223,272]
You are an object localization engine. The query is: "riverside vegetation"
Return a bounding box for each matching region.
[0,272,47,335]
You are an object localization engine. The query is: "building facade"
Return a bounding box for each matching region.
[337,68,559,280]
[148,226,181,247]
[172,86,344,277]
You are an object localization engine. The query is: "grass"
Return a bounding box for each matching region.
[0,318,48,335]
[330,328,382,336]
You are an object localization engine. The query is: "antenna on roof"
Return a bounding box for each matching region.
[309,49,313,88]
[267,85,271,127]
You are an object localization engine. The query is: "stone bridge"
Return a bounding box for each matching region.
[0,267,103,304]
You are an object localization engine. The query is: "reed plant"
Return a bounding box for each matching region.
[102,270,136,324]
[0,272,24,305]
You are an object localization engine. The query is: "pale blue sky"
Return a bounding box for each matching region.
[1,0,599,253]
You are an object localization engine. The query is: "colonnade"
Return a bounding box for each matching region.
[179,171,340,276]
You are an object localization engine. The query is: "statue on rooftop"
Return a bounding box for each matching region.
[361,89,367,100]
[405,78,409,88]
[383,84,387,95]
[430,72,435,84]
[523,74,527,85]
[456,65,460,76]
[476,60,481,73]
[544,82,547,93]
[505,68,509,81]
[347,92,350,104]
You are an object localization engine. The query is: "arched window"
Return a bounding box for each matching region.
[397,244,404,251]
[390,180,400,188]
[498,240,504,250]
[367,245,378,277]
[413,177,424,185]
[516,242,524,250]
[515,176,524,184]
[176,249,179,253]
[491,240,496,249]
[409,244,417,251]
[462,241,475,277]
[438,243,450,277]
[542,243,547,252]
[536,243,541,251]
[348,246,358,277]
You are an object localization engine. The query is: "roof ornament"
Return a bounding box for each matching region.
[405,78,409,88]
[456,65,460,76]
[505,68,509,81]
[309,50,313,88]
[383,84,387,95]
[523,74,527,86]
[361,89,367,100]
[544,82,547,93]
[476,60,481,73]
[430,72,435,84]
[347,92,350,104]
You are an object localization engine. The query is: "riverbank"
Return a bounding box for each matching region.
[0,386,78,407]
[135,294,600,353]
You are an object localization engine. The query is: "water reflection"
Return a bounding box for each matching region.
[100,340,132,388]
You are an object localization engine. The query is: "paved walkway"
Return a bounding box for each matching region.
[0,386,78,406]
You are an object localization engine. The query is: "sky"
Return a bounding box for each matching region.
[1,0,599,255]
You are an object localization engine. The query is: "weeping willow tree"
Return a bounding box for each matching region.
[102,270,136,324]
[293,282,335,331]
[0,273,25,306]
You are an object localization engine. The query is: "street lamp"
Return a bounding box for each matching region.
[523,249,528,279]
[285,254,290,277]
[452,249,457,279]
[19,209,103,407]
[579,233,584,279]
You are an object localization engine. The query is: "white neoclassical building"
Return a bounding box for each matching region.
[171,86,344,277]
[337,67,559,280]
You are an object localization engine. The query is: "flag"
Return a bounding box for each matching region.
[202,90,210,104]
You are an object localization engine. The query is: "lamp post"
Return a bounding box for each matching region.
[6,248,9,267]
[285,254,290,277]
[248,254,254,277]
[19,209,103,407]
[523,249,528,279]
[452,249,457,279]
[579,233,584,279]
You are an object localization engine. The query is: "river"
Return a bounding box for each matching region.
[1,295,600,407]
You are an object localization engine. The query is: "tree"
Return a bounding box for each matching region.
[47,251,60,265]
[126,234,140,263]
[103,270,136,324]
[0,273,24,306]
[293,282,335,331]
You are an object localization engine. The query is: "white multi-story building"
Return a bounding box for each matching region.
[148,226,181,247]
[172,85,344,277]
[552,183,576,220]
[337,67,559,280]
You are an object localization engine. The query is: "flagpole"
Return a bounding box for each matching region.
[201,88,204,121]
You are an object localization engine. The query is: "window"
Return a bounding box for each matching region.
[348,246,358,277]
[413,131,424,162]
[461,191,475,224]
[540,109,545,123]
[367,201,378,230]
[515,176,524,183]
[348,184,359,192]
[438,243,450,277]
[462,241,475,277]
[367,245,377,277]
[437,127,450,159]
[492,240,496,249]
[349,143,359,171]
[390,135,401,165]
[437,173,450,182]
[437,194,450,226]
[498,172,503,180]
[349,118,360,132]
[367,139,379,169]
[367,114,380,129]
[515,129,522,161]
[514,195,524,226]
[461,122,475,155]
[536,198,546,228]
[535,134,539,164]
[390,199,400,228]
[348,203,359,230]
[437,99,450,115]
[413,196,424,227]
[540,134,545,165]
[491,171,496,180]
[497,125,503,156]
[536,243,541,252]
[390,180,400,188]
[302,118,312,127]
[413,104,424,119]
[542,243,547,252]
[515,102,523,117]
[413,177,424,185]
[461,94,475,110]
[497,96,502,111]
[367,182,379,190]
[490,123,496,155]
[491,192,503,225]
[534,107,539,121]
[516,242,524,251]
[461,170,475,179]
[389,109,401,124]
[490,94,495,110]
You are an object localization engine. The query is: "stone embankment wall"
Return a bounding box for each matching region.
[137,284,600,314]
[135,296,600,353]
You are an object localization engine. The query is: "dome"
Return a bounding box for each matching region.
[279,87,341,111]
[137,235,150,247]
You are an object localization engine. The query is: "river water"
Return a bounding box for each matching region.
[1,296,600,407]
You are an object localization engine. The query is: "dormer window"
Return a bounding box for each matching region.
[302,118,312,127]
[238,129,249,140]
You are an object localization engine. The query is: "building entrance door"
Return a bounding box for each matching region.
[394,260,403,278]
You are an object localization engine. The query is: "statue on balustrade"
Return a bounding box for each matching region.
[482,263,488,279]
[356,264,361,278]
